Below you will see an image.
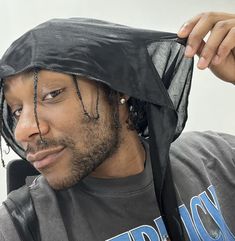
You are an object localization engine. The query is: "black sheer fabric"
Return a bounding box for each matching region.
[3,185,41,241]
[0,18,194,241]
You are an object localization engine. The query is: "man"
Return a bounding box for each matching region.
[0,12,234,241]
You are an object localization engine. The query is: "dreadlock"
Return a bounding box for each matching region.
[73,75,147,135]
[33,69,46,144]
[72,75,100,120]
[72,74,148,135]
[100,81,147,135]
[72,75,123,129]
[0,79,5,167]
[97,80,121,130]
[127,98,147,135]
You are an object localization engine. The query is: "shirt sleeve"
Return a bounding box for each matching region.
[0,205,20,241]
[216,132,235,149]
[0,231,5,241]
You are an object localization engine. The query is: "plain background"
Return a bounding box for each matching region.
[0,0,235,203]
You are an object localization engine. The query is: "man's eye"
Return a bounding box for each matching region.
[43,89,64,100]
[12,108,22,119]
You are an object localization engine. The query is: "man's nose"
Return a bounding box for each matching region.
[14,108,49,145]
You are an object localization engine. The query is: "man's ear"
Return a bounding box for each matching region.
[124,94,130,101]
[119,94,130,105]
[118,93,130,126]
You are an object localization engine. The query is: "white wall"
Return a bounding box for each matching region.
[0,0,235,203]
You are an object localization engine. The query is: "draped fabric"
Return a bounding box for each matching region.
[0,18,194,240]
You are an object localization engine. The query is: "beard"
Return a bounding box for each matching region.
[26,111,120,190]
[55,125,120,190]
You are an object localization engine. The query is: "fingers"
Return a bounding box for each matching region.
[212,26,235,65]
[178,14,201,38]
[178,12,235,69]
[197,21,232,69]
[179,13,215,57]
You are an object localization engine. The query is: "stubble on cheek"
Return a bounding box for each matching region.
[39,147,75,189]
[42,102,121,190]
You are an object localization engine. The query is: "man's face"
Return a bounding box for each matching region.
[4,70,120,189]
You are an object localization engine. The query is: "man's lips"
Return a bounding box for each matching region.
[26,146,66,170]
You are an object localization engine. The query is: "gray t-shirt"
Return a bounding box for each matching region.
[0,131,235,241]
[55,139,159,241]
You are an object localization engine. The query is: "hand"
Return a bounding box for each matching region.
[178,12,235,84]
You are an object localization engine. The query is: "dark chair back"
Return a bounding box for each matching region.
[6,159,40,194]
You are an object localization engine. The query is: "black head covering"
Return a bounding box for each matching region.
[0,18,194,240]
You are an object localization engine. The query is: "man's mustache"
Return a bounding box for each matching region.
[25,138,71,155]
[25,139,54,154]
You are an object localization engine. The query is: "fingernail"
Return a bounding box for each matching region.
[185,45,193,57]
[197,57,207,69]
[178,23,188,35]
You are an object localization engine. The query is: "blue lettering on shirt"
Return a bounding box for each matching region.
[107,185,235,241]
[154,216,169,240]
[130,225,160,241]
[199,186,235,240]
[191,194,223,240]
[179,204,201,241]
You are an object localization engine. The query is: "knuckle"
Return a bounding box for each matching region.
[201,11,216,20]
[230,27,235,35]
[188,32,200,43]
[201,45,215,58]
[219,44,229,55]
[197,12,205,19]
[214,21,228,30]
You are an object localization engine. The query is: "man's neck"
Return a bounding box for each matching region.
[90,129,146,179]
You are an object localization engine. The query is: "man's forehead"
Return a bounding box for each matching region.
[3,70,98,98]
[3,72,34,94]
[3,70,73,92]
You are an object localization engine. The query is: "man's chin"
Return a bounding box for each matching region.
[45,174,83,190]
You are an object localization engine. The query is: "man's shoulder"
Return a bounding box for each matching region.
[0,202,20,241]
[0,175,48,222]
[3,175,47,205]
[170,131,235,173]
[0,176,48,241]
[170,131,235,176]
[0,203,10,223]
[171,130,235,155]
[174,130,235,144]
